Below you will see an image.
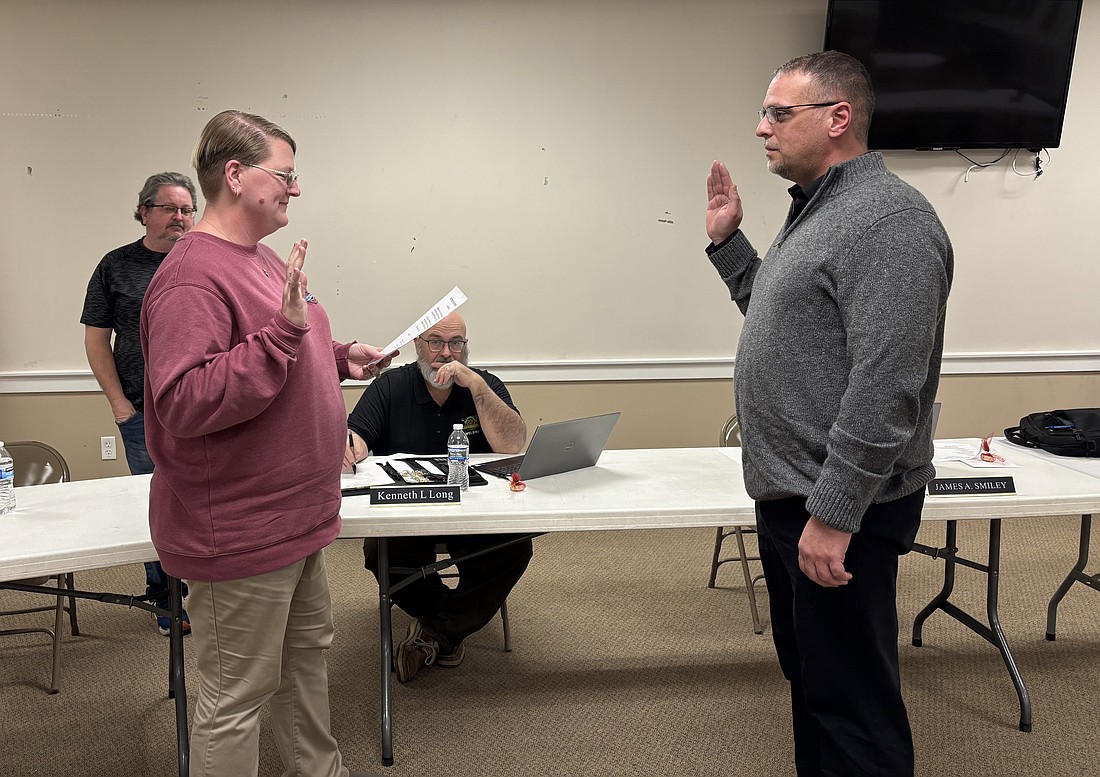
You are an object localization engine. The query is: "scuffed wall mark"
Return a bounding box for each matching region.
[27,167,32,176]
[283,94,289,99]
[544,177,549,186]
[657,211,674,224]
[410,236,416,253]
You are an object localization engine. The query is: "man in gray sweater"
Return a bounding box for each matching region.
[704,52,952,776]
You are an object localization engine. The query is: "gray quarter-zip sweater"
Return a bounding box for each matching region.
[708,152,953,532]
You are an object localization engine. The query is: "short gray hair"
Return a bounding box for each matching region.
[775,51,876,146]
[134,172,197,223]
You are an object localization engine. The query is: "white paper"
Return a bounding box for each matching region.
[370,286,468,365]
[340,461,394,488]
[933,441,1018,468]
[416,459,445,476]
[933,442,978,462]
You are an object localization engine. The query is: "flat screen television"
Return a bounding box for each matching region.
[823,0,1083,151]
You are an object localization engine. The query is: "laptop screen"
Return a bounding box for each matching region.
[478,412,621,480]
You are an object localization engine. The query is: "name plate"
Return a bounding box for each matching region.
[928,476,1016,496]
[369,485,461,505]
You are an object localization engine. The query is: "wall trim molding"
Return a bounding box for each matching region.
[2,351,1098,394]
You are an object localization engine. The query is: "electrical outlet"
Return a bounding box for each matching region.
[101,436,117,460]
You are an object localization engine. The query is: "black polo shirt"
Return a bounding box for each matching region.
[347,362,519,455]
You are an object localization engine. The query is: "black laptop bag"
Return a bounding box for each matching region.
[1004,408,1100,457]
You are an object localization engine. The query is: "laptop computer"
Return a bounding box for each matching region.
[476,412,621,481]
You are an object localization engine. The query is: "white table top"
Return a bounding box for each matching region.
[339,447,752,537]
[997,439,1100,481]
[923,439,1100,520]
[5,442,1100,583]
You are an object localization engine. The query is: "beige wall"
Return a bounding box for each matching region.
[2,372,1097,482]
[3,0,1099,377]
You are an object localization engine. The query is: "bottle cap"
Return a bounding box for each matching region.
[453,424,462,430]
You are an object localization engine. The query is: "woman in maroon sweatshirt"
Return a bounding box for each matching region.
[141,110,390,777]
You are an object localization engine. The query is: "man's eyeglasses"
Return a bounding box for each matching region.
[243,163,299,188]
[147,204,198,217]
[757,101,843,124]
[422,338,468,353]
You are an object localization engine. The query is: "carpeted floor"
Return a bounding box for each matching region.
[2,518,1098,776]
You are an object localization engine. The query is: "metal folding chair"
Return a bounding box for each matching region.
[0,441,80,692]
[707,416,766,634]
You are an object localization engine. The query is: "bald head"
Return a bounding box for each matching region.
[435,312,466,334]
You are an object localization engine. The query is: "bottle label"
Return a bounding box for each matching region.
[0,463,13,482]
[447,445,468,464]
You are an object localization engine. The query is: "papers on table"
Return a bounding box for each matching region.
[340,461,394,488]
[369,286,468,365]
[341,455,488,493]
[933,441,1019,468]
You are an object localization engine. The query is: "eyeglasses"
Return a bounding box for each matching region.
[757,101,843,124]
[242,163,299,188]
[146,204,198,217]
[422,338,468,353]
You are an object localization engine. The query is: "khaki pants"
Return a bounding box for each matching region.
[187,550,348,777]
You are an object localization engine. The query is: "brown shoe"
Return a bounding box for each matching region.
[395,620,437,683]
[436,641,465,668]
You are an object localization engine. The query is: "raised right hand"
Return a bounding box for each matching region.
[282,239,309,328]
[706,160,744,244]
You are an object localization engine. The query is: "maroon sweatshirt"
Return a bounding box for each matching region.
[141,232,352,581]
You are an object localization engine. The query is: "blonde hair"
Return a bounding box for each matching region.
[192,110,296,200]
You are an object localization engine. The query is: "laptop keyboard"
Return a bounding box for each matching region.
[480,456,524,476]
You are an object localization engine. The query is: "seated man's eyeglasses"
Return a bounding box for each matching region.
[423,338,468,353]
[147,204,199,217]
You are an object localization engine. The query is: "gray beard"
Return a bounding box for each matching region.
[417,349,469,390]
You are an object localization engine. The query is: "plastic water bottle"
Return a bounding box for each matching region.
[446,423,470,492]
[0,441,15,515]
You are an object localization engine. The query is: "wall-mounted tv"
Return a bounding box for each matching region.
[823,0,1083,151]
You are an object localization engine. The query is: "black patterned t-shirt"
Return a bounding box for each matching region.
[80,239,168,410]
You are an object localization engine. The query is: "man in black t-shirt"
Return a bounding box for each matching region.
[347,312,531,682]
[80,172,197,636]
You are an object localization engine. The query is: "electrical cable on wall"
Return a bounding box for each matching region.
[955,148,1050,183]
[957,149,1010,183]
[1009,148,1049,180]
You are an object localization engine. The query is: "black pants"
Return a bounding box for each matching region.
[364,534,533,653]
[756,490,924,777]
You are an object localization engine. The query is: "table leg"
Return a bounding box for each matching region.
[911,519,1031,732]
[377,539,394,767]
[1046,514,1094,641]
[167,575,190,777]
[984,520,1032,732]
[912,521,958,647]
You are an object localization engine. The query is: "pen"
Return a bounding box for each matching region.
[348,431,357,474]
